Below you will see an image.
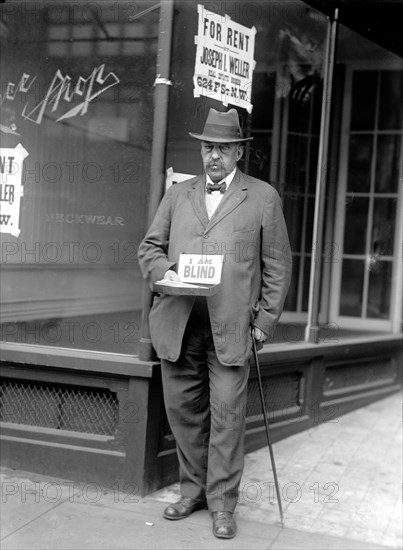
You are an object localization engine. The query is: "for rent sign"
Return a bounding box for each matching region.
[0,144,28,237]
[193,5,256,113]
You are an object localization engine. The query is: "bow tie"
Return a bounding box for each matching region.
[206,182,226,194]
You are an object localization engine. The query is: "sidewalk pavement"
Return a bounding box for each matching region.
[1,391,401,550]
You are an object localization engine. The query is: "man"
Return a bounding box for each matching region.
[138,108,291,539]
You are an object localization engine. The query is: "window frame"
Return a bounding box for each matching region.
[330,62,403,332]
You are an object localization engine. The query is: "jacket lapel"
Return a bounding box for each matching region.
[205,169,248,233]
[187,170,249,233]
[187,175,209,229]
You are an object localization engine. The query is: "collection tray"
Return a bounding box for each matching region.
[154,282,220,296]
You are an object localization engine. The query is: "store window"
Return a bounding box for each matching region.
[165,0,327,343]
[164,0,402,342]
[330,26,403,331]
[248,6,325,319]
[0,0,160,354]
[2,0,401,356]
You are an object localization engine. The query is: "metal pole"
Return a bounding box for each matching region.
[139,0,174,361]
[305,9,339,343]
[252,335,284,528]
[391,142,403,333]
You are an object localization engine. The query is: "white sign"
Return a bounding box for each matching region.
[178,253,223,285]
[165,167,195,191]
[193,4,256,113]
[0,143,29,237]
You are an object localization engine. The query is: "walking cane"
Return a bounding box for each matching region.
[252,333,284,528]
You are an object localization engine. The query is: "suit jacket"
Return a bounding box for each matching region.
[138,169,292,366]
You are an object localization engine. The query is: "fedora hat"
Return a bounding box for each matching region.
[189,108,253,143]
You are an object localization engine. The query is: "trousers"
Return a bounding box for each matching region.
[161,297,250,512]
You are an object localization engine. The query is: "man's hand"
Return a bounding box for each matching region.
[164,269,180,282]
[252,327,267,343]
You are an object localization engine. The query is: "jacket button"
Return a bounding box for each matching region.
[203,234,208,239]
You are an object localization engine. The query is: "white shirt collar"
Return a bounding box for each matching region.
[205,167,237,190]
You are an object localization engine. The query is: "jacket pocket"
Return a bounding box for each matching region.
[233,229,255,241]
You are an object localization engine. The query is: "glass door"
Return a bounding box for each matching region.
[331,67,403,330]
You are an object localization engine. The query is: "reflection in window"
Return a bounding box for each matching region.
[375,135,401,193]
[350,71,377,131]
[372,198,396,256]
[0,1,160,354]
[367,261,392,319]
[340,259,365,317]
[378,71,403,130]
[343,197,369,255]
[282,87,322,313]
[347,135,373,193]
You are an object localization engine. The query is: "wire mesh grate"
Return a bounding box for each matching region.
[0,379,118,436]
[323,361,396,392]
[246,371,301,422]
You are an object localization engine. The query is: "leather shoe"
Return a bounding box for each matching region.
[212,511,237,539]
[163,496,206,520]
